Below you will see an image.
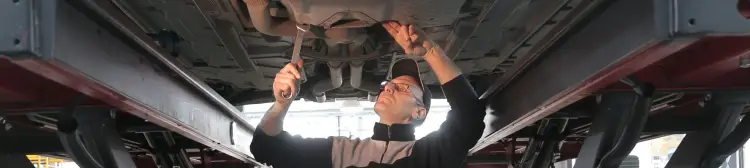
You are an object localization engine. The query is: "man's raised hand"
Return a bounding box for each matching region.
[273,63,302,104]
[382,21,435,56]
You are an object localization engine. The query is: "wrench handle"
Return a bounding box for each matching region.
[291,25,308,83]
[282,24,309,100]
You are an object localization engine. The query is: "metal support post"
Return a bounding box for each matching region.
[703,110,750,168]
[574,77,654,168]
[525,119,568,168]
[200,149,213,168]
[164,132,195,168]
[666,92,750,168]
[573,92,639,168]
[143,133,174,167]
[517,120,551,167]
[596,77,654,168]
[57,107,137,168]
[142,132,195,168]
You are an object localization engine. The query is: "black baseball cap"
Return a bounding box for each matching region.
[388,58,432,113]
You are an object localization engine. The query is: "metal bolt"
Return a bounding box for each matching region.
[110,109,117,119]
[741,58,750,68]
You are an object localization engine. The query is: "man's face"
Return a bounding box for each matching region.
[374,75,426,124]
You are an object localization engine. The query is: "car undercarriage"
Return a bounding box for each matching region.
[109,0,585,105]
[1,0,750,168]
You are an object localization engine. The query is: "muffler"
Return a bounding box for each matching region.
[350,61,381,102]
[311,61,344,102]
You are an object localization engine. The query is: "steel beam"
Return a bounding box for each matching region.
[665,92,750,168]
[0,0,258,164]
[472,0,750,153]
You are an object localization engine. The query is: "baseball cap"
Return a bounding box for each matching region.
[387,58,432,114]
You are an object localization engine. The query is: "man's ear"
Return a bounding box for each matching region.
[411,107,428,120]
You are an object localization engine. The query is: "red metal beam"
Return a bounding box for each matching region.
[474,143,510,155]
[604,37,750,91]
[0,58,105,112]
[477,40,693,152]
[668,38,750,83]
[133,156,159,168]
[466,141,582,168]
[559,141,583,161]
[0,60,38,102]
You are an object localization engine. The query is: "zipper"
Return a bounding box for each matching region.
[379,125,391,163]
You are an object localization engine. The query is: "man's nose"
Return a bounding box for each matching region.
[382,83,395,94]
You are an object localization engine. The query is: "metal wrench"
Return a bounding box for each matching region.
[283,24,309,99]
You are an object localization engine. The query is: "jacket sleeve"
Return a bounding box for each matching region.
[412,74,486,167]
[250,129,333,167]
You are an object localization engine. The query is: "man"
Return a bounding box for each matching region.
[250,21,485,168]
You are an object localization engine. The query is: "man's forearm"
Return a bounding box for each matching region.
[423,46,462,84]
[426,47,485,150]
[258,102,291,136]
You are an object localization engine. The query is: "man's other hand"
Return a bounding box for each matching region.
[273,63,302,104]
[382,21,435,56]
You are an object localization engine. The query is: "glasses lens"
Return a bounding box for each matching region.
[395,83,410,92]
[379,81,413,93]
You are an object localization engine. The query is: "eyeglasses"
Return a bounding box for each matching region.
[380,80,413,93]
[379,80,424,106]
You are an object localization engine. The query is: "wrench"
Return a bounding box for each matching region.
[283,24,309,99]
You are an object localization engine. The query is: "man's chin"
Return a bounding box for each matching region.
[374,102,387,113]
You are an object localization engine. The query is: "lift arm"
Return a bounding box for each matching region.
[473,0,750,153]
[0,0,260,165]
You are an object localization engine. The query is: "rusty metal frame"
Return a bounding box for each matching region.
[0,0,259,164]
[471,0,750,153]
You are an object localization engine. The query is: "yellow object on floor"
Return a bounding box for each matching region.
[26,155,68,168]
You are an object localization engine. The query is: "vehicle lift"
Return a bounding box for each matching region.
[2,0,750,168]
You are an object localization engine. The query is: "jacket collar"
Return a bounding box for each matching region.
[371,122,416,141]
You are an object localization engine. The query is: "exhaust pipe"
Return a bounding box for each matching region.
[350,61,381,102]
[244,0,366,43]
[311,61,344,102]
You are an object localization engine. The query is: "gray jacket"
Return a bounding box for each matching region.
[250,75,485,168]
